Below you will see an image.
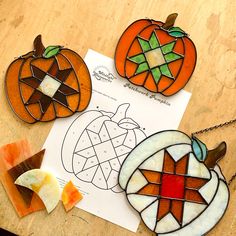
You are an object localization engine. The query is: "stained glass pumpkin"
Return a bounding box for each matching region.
[61,104,146,192]
[115,13,197,96]
[5,35,92,123]
[119,130,229,235]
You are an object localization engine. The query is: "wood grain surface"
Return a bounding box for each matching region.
[0,0,235,235]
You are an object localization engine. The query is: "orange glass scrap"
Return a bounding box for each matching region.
[0,140,45,217]
[62,181,83,212]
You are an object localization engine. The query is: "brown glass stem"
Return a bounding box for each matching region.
[33,35,45,57]
[162,13,178,30]
[204,142,227,168]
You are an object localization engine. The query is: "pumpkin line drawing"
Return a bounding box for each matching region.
[61,103,146,193]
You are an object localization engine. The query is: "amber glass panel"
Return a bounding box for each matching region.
[60,49,92,112]
[5,59,36,123]
[157,198,171,220]
[171,200,184,224]
[138,184,160,196]
[141,170,161,184]
[163,151,175,173]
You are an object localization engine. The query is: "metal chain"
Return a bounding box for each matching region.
[192,118,236,136]
[228,173,236,186]
[192,118,236,186]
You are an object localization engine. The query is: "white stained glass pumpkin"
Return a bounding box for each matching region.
[119,130,229,235]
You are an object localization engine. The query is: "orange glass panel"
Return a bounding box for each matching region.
[141,170,161,184]
[167,59,183,80]
[54,102,73,117]
[171,200,184,224]
[155,28,174,46]
[186,177,208,189]
[157,198,171,220]
[56,54,71,70]
[163,151,175,173]
[157,76,173,92]
[138,184,160,196]
[129,71,149,86]
[41,103,56,121]
[139,25,158,40]
[60,49,92,112]
[185,189,206,203]
[115,19,152,76]
[21,57,34,78]
[66,93,80,112]
[31,58,54,72]
[5,59,36,123]
[162,37,197,96]
[175,155,188,175]
[144,73,158,92]
[26,103,42,121]
[20,82,34,103]
[127,38,142,57]
[63,70,79,91]
[125,60,138,78]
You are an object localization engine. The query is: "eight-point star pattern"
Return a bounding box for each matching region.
[20,59,78,115]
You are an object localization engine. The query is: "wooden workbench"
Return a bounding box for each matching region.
[0,0,235,235]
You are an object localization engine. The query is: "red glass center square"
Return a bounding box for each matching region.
[160,173,185,199]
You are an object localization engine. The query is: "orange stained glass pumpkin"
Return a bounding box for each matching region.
[115,13,197,96]
[5,35,92,123]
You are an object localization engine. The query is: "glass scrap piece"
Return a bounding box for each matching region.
[115,14,197,96]
[5,35,92,123]
[8,149,45,207]
[118,130,229,235]
[0,140,45,217]
[15,169,60,213]
[62,181,83,212]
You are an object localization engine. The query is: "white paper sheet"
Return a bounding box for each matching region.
[41,49,191,232]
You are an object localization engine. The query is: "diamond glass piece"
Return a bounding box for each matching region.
[145,48,166,69]
[38,75,61,97]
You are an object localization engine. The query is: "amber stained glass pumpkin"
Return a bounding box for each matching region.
[5,35,92,123]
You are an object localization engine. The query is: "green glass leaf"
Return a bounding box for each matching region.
[149,33,159,49]
[169,27,185,33]
[129,54,146,64]
[192,137,208,161]
[151,68,161,83]
[168,27,187,38]
[138,38,151,52]
[43,45,61,58]
[161,41,176,54]
[164,52,182,63]
[136,62,149,74]
[160,64,172,78]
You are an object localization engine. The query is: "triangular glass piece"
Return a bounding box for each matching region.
[8,149,45,207]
